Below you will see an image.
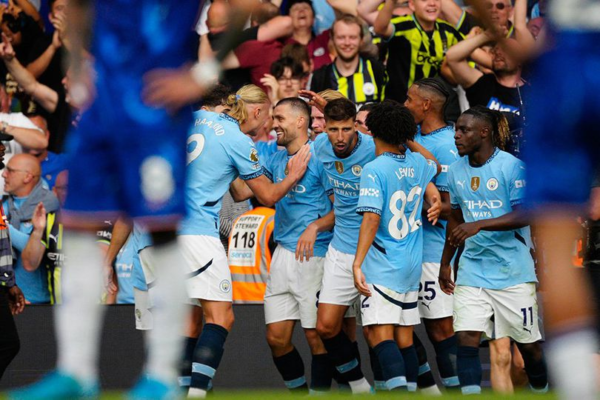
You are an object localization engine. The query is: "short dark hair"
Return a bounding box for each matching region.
[281,43,310,68]
[462,105,510,150]
[202,84,233,108]
[366,100,417,145]
[285,0,315,15]
[276,97,311,121]
[414,78,450,102]
[270,57,305,80]
[324,98,357,122]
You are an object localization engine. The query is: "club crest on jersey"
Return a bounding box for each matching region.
[486,178,499,191]
[352,165,362,177]
[250,148,259,163]
[220,280,231,293]
[471,177,480,191]
[335,161,344,174]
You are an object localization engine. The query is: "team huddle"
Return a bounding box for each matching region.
[168,81,547,396]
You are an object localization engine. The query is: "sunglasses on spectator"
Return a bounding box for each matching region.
[486,2,507,10]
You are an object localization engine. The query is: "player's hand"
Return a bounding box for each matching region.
[438,264,455,295]
[353,265,371,297]
[287,144,311,183]
[31,202,47,232]
[298,90,327,113]
[103,263,118,295]
[8,285,25,315]
[296,223,317,262]
[143,65,212,114]
[449,222,481,247]
[426,195,441,226]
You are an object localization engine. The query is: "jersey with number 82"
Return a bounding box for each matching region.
[357,152,437,294]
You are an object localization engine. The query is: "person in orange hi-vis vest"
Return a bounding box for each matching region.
[229,207,275,304]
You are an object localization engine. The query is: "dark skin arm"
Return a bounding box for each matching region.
[352,212,381,297]
[8,285,25,315]
[448,205,528,247]
[439,206,464,295]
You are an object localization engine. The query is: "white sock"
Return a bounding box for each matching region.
[188,387,207,398]
[420,384,442,395]
[56,232,104,382]
[547,328,599,400]
[348,377,372,394]
[145,240,188,384]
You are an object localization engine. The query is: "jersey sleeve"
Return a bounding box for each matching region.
[228,136,264,181]
[262,152,275,182]
[315,156,333,197]
[356,164,384,216]
[434,143,460,192]
[447,167,461,210]
[508,160,527,207]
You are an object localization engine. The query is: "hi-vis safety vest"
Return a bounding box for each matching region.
[228,207,275,304]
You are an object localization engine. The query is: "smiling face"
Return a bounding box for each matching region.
[332,20,362,63]
[272,103,301,148]
[326,118,358,158]
[410,0,441,27]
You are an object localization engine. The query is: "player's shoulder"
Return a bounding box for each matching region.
[313,133,330,155]
[357,132,375,152]
[495,150,525,174]
[448,154,468,173]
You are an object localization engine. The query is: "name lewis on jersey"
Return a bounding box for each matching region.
[395,167,415,180]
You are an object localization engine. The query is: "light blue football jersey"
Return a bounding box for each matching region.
[179,110,264,237]
[414,125,460,263]
[131,224,152,291]
[313,132,376,254]
[264,142,333,257]
[357,152,437,293]
[115,236,136,304]
[448,148,537,290]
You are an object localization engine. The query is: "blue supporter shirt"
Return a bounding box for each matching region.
[179,110,264,237]
[40,151,68,190]
[313,132,375,254]
[448,148,537,289]
[414,125,460,263]
[357,152,437,293]
[264,142,333,257]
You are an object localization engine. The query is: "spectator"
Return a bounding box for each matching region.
[281,43,313,78]
[24,0,70,152]
[299,88,345,138]
[0,33,71,153]
[0,3,43,67]
[371,0,463,103]
[310,15,387,106]
[284,0,333,70]
[355,102,375,135]
[2,153,59,304]
[0,85,47,195]
[221,3,288,92]
[441,0,514,37]
[260,57,306,107]
[445,31,527,153]
[25,113,67,189]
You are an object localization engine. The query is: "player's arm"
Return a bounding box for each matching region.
[373,0,396,39]
[245,145,312,207]
[445,30,490,89]
[449,205,528,247]
[22,203,46,272]
[0,33,58,113]
[439,206,464,294]
[424,182,442,226]
[352,212,380,297]
[405,140,442,176]
[296,194,335,262]
[229,178,254,202]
